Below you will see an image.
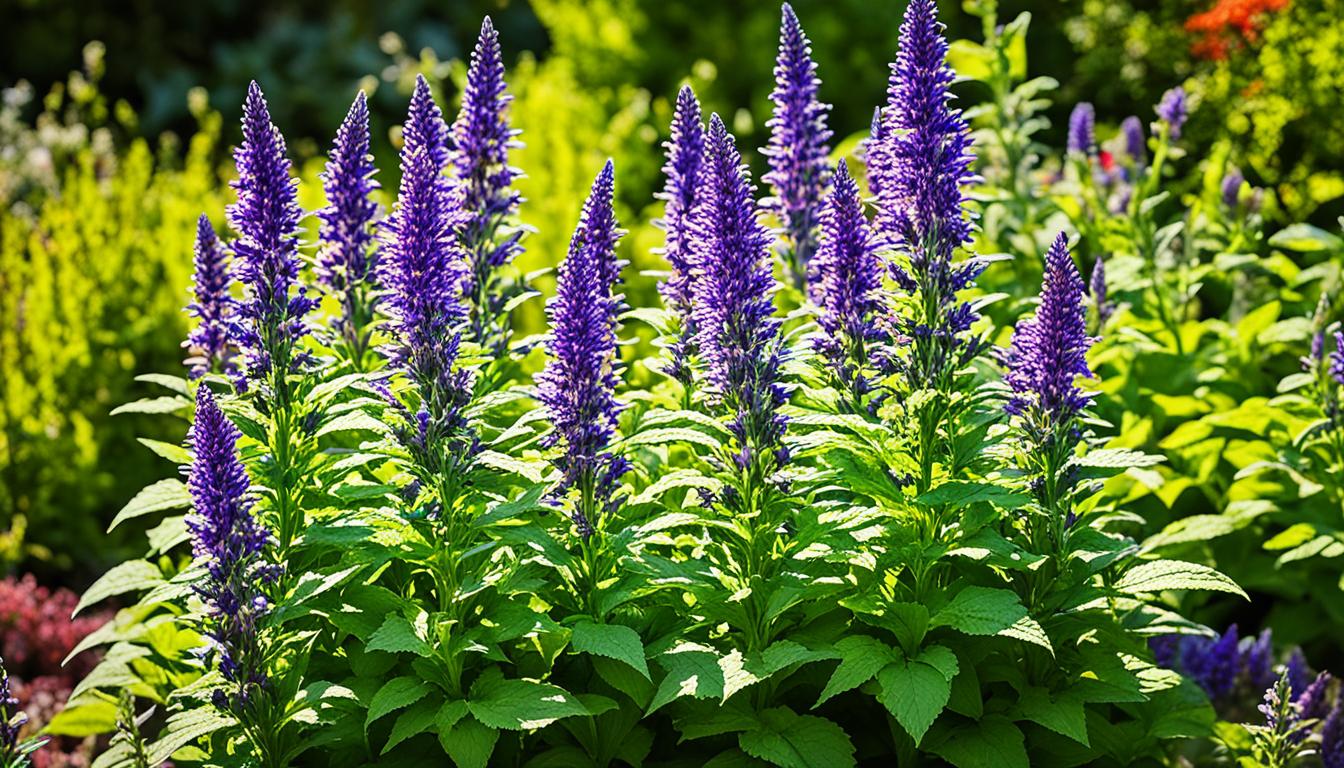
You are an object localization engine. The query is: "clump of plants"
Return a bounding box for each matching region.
[58,5,1320,767]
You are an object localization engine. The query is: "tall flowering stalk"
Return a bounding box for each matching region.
[185,214,234,379]
[1002,233,1095,549]
[1090,253,1115,329]
[317,91,381,370]
[536,162,630,619]
[694,114,789,479]
[1120,115,1146,166]
[1,657,42,766]
[227,82,315,404]
[379,75,478,528]
[655,85,705,394]
[1067,102,1096,156]
[812,159,885,406]
[1249,673,1313,767]
[185,387,283,759]
[453,17,525,354]
[1300,299,1344,509]
[762,3,832,291]
[871,0,983,494]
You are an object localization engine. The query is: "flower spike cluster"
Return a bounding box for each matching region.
[655,85,706,386]
[186,214,234,379]
[874,0,983,383]
[379,78,477,480]
[812,159,885,398]
[1090,254,1114,326]
[1004,233,1094,427]
[693,114,788,470]
[380,79,473,433]
[763,3,832,289]
[317,91,381,349]
[1221,167,1244,208]
[453,17,525,342]
[536,161,629,537]
[1156,86,1189,139]
[0,657,27,757]
[227,82,315,395]
[1121,115,1146,163]
[185,387,279,711]
[1067,102,1096,156]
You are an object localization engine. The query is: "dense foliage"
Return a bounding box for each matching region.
[4,1,1344,767]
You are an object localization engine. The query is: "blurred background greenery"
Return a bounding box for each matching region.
[2,0,1341,586]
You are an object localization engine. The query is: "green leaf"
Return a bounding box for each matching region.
[366,677,431,731]
[138,438,193,465]
[877,659,952,744]
[1074,448,1166,468]
[382,698,440,754]
[816,636,900,708]
[1268,223,1344,252]
[917,481,1028,509]
[75,560,163,615]
[41,697,117,737]
[135,373,190,395]
[738,708,857,768]
[147,708,235,764]
[930,586,1029,636]
[1017,687,1089,746]
[316,409,387,438]
[467,668,587,730]
[109,479,191,531]
[440,716,498,768]
[366,614,431,657]
[111,396,189,416]
[624,427,721,451]
[475,450,545,483]
[571,621,649,679]
[927,716,1029,768]
[1115,560,1248,599]
[648,644,725,713]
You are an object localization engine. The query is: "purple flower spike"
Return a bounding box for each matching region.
[763,3,832,289]
[873,0,983,384]
[454,17,525,339]
[0,657,26,754]
[1323,700,1344,768]
[1156,87,1188,140]
[227,82,315,394]
[693,114,788,469]
[1089,253,1114,326]
[318,92,381,352]
[874,0,975,261]
[1181,624,1240,699]
[186,214,234,379]
[812,159,884,394]
[1068,102,1096,155]
[1004,233,1094,426]
[186,387,278,711]
[1221,167,1243,209]
[405,75,451,174]
[1243,628,1276,691]
[1295,672,1332,721]
[380,83,471,416]
[536,161,629,538]
[1120,115,1145,163]
[1333,332,1344,386]
[656,85,706,385]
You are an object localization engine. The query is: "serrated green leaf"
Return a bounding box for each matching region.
[571,621,649,679]
[917,481,1028,509]
[75,560,163,615]
[624,427,721,451]
[382,697,440,754]
[737,708,856,768]
[146,708,235,764]
[816,636,900,708]
[135,373,190,395]
[109,479,191,531]
[1075,448,1166,468]
[316,409,386,438]
[927,715,1029,768]
[1115,560,1247,599]
[648,644,725,713]
[1017,687,1089,746]
[440,716,497,768]
[1268,223,1343,252]
[137,438,193,465]
[467,668,587,730]
[366,677,431,730]
[111,396,189,416]
[41,697,118,737]
[367,614,431,657]
[930,586,1029,636]
[877,659,951,745]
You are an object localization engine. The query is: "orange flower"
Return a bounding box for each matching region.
[1185,0,1290,60]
